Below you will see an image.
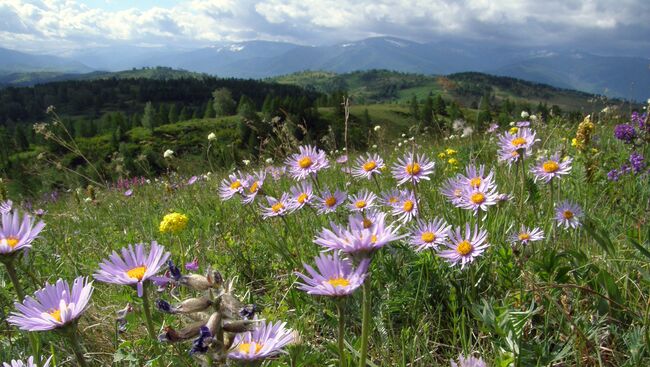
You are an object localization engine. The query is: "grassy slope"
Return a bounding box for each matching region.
[272,70,622,112]
[2,115,649,366]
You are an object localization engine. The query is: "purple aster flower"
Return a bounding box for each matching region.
[288,181,313,210]
[516,121,530,127]
[315,188,347,214]
[228,319,296,361]
[295,252,370,297]
[94,241,171,297]
[530,153,573,183]
[380,189,403,207]
[8,277,93,331]
[391,190,418,223]
[185,258,199,271]
[285,145,329,181]
[438,224,489,269]
[336,154,348,164]
[3,356,52,367]
[497,128,536,164]
[457,183,499,214]
[352,153,385,180]
[349,209,384,230]
[509,225,544,245]
[629,151,646,173]
[1,200,12,215]
[451,354,487,367]
[261,193,292,219]
[314,212,404,256]
[242,171,266,205]
[218,173,244,201]
[33,209,46,217]
[187,176,198,186]
[459,164,496,190]
[391,152,435,185]
[613,123,637,144]
[440,176,465,206]
[348,189,378,212]
[0,211,45,256]
[555,200,583,229]
[408,218,451,251]
[124,189,133,197]
[487,123,499,133]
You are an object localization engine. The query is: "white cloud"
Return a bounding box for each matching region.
[0,0,647,55]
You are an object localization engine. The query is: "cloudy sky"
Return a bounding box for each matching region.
[1,0,649,56]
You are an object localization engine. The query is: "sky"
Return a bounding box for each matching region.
[1,0,649,57]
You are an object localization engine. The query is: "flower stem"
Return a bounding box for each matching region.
[141,283,157,340]
[67,326,89,367]
[359,276,372,367]
[3,259,41,361]
[336,299,347,367]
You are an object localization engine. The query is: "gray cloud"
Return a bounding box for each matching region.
[0,0,648,56]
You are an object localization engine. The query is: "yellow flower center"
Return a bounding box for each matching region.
[239,342,263,354]
[362,218,373,229]
[272,202,285,213]
[511,151,519,158]
[2,237,19,248]
[363,161,377,171]
[453,189,462,198]
[126,266,147,280]
[298,157,313,169]
[370,234,378,244]
[563,210,574,219]
[355,200,367,209]
[456,240,473,256]
[518,233,531,241]
[297,193,308,204]
[470,177,482,188]
[403,200,414,212]
[249,182,259,193]
[421,232,436,243]
[230,180,241,190]
[327,277,351,287]
[542,161,559,173]
[325,196,337,207]
[470,192,485,204]
[49,309,62,322]
[511,137,527,147]
[388,196,398,204]
[405,163,421,175]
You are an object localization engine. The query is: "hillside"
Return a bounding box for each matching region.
[0,67,208,87]
[272,70,628,112]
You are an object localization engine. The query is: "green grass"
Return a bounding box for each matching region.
[1,114,649,366]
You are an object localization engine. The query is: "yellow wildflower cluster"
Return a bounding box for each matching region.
[509,127,519,134]
[438,148,460,170]
[571,115,595,152]
[159,212,189,234]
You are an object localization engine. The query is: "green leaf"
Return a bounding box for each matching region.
[629,238,650,261]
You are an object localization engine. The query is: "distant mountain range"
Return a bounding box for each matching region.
[1,37,648,101]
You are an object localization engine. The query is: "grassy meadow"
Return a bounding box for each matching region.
[1,109,649,367]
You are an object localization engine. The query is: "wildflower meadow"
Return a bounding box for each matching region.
[1,108,649,367]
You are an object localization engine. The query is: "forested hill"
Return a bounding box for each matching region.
[0,73,320,126]
[272,69,627,112]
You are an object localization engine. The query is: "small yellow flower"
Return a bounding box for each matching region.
[448,158,459,165]
[571,138,578,147]
[438,152,447,159]
[445,148,457,155]
[509,127,519,134]
[159,212,189,234]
